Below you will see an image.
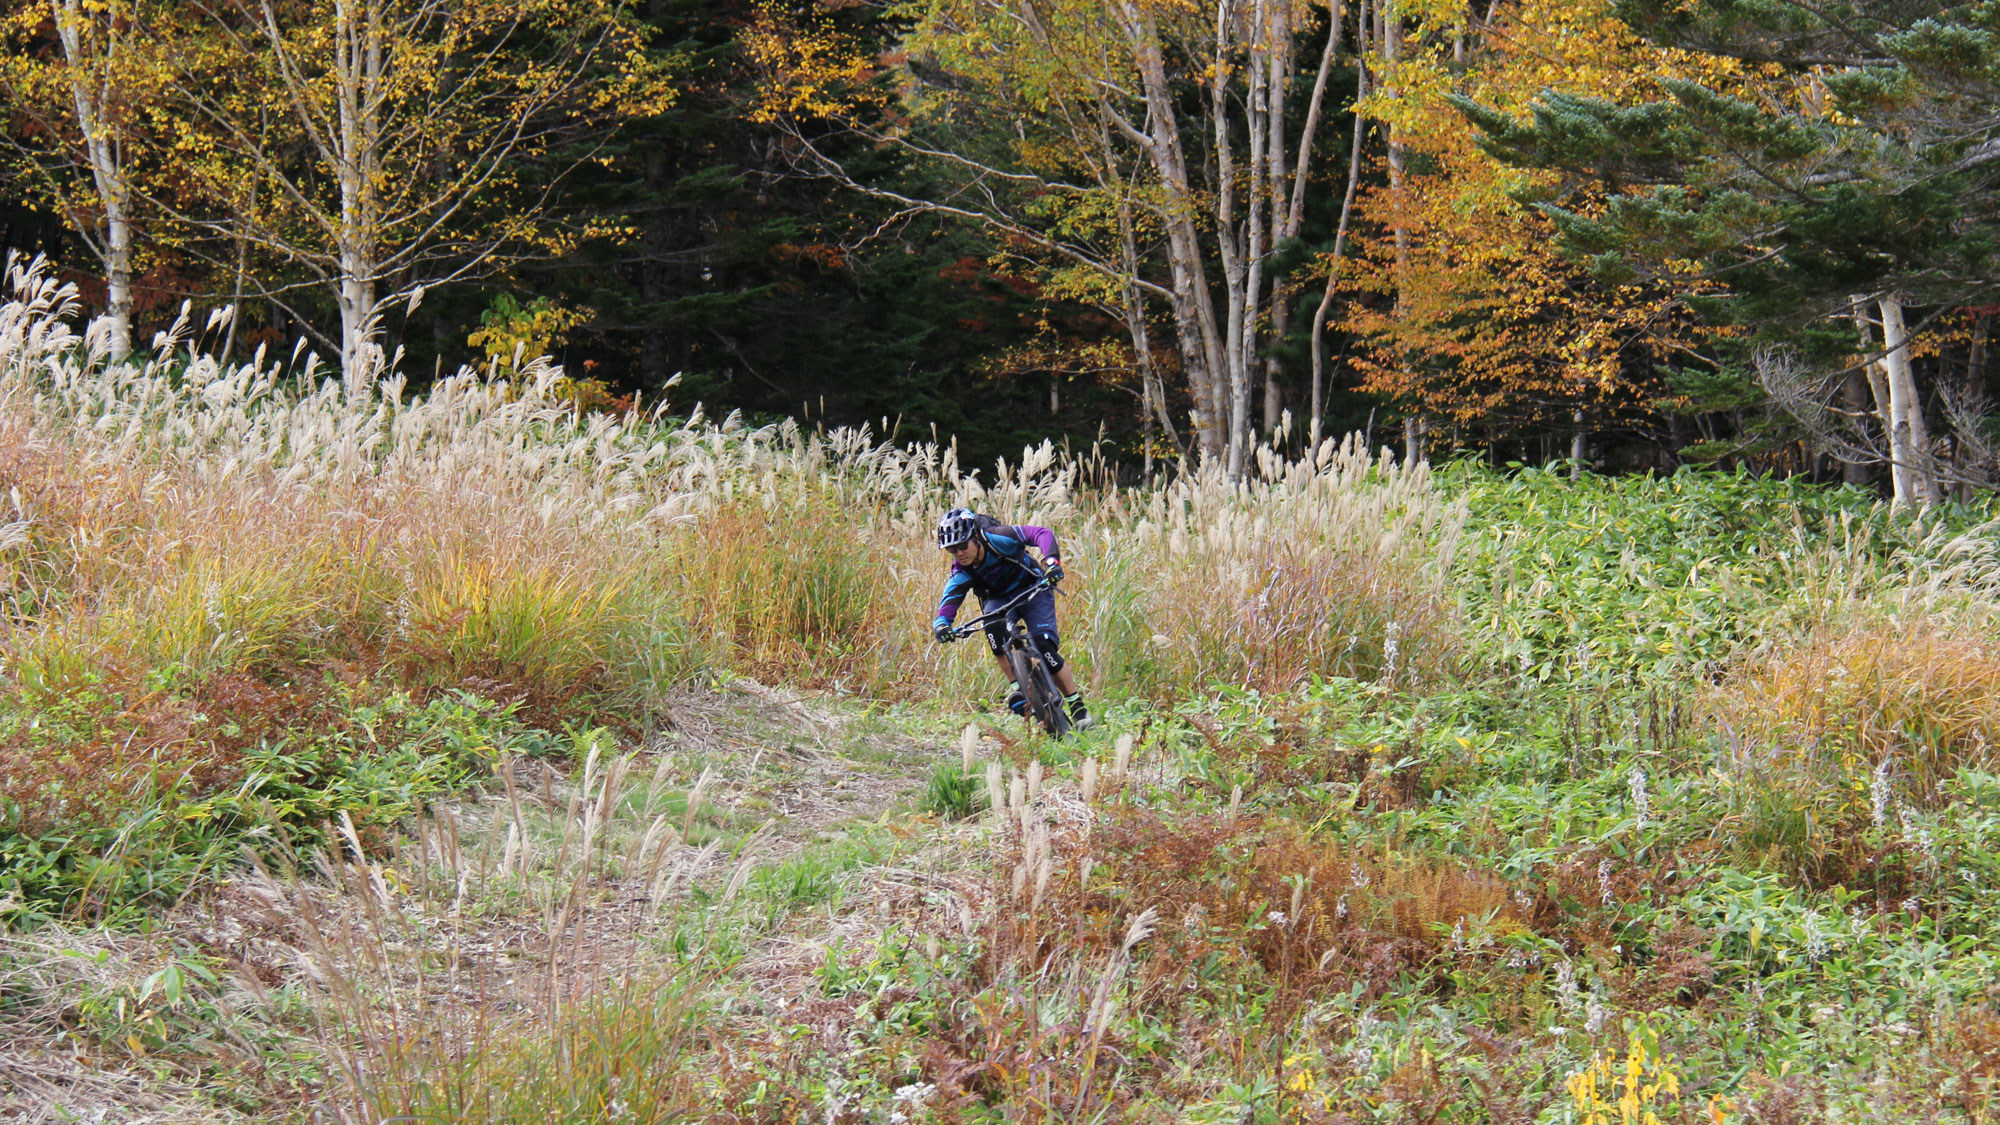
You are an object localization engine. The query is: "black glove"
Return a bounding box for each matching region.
[1043,559,1065,585]
[934,621,956,643]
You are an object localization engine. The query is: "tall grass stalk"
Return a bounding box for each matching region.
[0,257,1469,716]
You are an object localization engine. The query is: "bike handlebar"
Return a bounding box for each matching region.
[948,575,1059,638]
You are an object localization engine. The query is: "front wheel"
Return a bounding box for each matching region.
[1009,642,1070,738]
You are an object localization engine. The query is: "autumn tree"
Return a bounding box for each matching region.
[1457,0,2000,500]
[1316,0,1742,467]
[751,0,1356,475]
[0,0,184,357]
[139,0,673,388]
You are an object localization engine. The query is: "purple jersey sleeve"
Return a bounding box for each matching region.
[1013,524,1059,558]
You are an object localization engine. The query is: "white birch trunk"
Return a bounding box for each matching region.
[335,0,385,394]
[1878,294,1939,506]
[52,0,133,359]
[1310,0,1368,454]
[1106,0,1347,469]
[1850,297,1901,501]
[1211,0,1253,478]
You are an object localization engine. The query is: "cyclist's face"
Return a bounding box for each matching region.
[945,539,982,565]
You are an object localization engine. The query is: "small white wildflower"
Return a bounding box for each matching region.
[1350,862,1370,889]
[1381,621,1402,686]
[1899,806,1936,864]
[1628,766,1651,830]
[1267,910,1289,928]
[1555,961,1581,1015]
[1584,994,1608,1035]
[1350,1013,1379,1068]
[1451,919,1466,951]
[1871,760,1894,829]
[1803,909,1829,962]
[1335,893,1349,920]
[1597,858,1615,907]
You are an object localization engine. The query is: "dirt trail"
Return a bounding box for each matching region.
[664,677,929,848]
[0,680,953,1125]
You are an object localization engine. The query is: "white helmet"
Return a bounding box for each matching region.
[936,508,981,549]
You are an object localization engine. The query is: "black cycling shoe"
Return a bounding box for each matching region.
[1064,694,1095,730]
[1006,688,1027,716]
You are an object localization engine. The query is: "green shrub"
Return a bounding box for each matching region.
[920,759,987,820]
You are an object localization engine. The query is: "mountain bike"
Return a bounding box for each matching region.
[950,578,1072,738]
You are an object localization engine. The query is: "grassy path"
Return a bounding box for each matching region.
[0,682,965,1123]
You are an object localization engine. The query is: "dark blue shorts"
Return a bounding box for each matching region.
[982,588,1061,667]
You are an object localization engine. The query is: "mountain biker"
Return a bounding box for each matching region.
[931,508,1093,731]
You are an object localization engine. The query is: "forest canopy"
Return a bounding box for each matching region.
[5,0,1999,492]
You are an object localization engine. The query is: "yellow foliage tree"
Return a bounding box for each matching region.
[1336,0,1745,457]
[137,0,675,387]
[0,0,185,357]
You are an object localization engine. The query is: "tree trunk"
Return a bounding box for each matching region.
[53,0,133,359]
[1852,296,1904,501]
[1116,203,1183,462]
[1878,293,1938,506]
[1263,322,1285,437]
[1972,313,1991,399]
[1211,0,1254,479]
[1119,0,1229,465]
[1265,0,1341,446]
[1309,0,1367,454]
[1380,0,1417,458]
[335,0,386,392]
[1840,368,1871,487]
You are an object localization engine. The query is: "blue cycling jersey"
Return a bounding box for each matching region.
[933,525,1058,626]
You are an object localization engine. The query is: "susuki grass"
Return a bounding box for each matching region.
[0,258,1470,920]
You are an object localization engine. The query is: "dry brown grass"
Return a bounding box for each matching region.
[0,260,1469,723]
[1713,614,2000,799]
[876,756,1541,1121]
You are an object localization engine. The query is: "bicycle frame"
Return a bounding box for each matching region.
[949,578,1070,737]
